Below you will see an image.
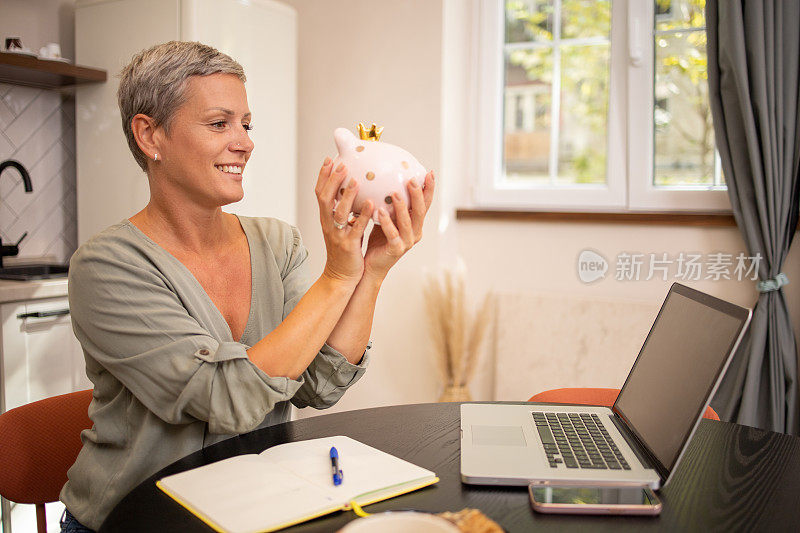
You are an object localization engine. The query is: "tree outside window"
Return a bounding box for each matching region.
[502,0,719,190]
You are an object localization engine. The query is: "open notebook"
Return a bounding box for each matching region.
[156,435,439,533]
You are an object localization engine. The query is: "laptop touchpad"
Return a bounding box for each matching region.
[471,425,526,446]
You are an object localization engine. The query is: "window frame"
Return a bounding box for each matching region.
[627,0,729,211]
[473,0,731,213]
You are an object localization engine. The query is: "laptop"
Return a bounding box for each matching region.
[460,283,751,489]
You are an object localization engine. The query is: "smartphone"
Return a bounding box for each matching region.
[529,485,662,516]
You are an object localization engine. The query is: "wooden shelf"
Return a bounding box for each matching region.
[0,51,106,89]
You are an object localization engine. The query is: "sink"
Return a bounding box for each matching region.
[0,264,69,280]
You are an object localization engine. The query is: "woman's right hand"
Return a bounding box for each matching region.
[315,157,374,285]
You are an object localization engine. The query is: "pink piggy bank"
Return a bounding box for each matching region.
[333,125,426,224]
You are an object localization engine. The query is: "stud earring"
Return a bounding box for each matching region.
[153,153,159,162]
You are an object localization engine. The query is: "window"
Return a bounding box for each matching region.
[474,0,729,211]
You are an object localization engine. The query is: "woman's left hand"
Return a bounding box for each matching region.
[363,171,435,280]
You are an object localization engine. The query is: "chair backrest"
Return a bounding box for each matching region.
[0,389,93,506]
[528,387,720,421]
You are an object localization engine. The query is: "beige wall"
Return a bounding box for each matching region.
[281,0,446,415]
[282,0,800,417]
[463,221,800,400]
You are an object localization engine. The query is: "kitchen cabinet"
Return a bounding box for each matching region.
[0,294,89,533]
[0,296,90,413]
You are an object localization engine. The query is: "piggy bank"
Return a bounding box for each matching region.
[333,124,426,224]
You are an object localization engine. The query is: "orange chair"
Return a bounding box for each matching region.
[528,387,720,421]
[0,389,93,533]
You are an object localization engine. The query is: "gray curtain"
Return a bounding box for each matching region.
[706,0,800,434]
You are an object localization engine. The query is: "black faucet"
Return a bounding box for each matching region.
[0,159,34,268]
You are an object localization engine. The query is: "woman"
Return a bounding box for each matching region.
[59,41,433,532]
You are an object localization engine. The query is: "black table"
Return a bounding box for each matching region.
[100,402,800,532]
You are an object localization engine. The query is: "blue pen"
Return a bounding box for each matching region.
[330,446,343,486]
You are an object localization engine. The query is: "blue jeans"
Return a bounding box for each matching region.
[60,508,95,533]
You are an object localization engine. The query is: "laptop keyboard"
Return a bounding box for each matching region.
[532,412,631,470]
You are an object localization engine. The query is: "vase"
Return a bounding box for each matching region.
[439,385,472,402]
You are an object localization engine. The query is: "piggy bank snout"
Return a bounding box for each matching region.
[334,128,357,154]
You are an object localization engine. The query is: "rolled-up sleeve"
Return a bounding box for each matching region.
[69,243,303,435]
[278,226,370,409]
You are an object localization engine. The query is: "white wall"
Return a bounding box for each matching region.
[282,0,800,416]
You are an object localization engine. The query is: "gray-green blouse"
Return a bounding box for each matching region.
[60,215,369,530]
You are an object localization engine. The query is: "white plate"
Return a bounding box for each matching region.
[3,49,38,57]
[339,512,459,533]
[38,56,71,63]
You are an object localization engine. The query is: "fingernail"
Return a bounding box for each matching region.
[409,178,419,188]
[380,208,388,217]
[335,163,345,172]
[323,157,331,166]
[348,179,357,188]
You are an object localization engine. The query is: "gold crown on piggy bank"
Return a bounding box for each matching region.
[357,122,384,141]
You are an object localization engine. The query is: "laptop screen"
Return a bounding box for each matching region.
[613,284,749,477]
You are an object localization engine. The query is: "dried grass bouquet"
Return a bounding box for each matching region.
[423,268,494,402]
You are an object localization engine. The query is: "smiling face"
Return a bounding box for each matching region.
[152,73,254,208]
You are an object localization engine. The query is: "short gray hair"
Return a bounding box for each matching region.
[117,41,246,171]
